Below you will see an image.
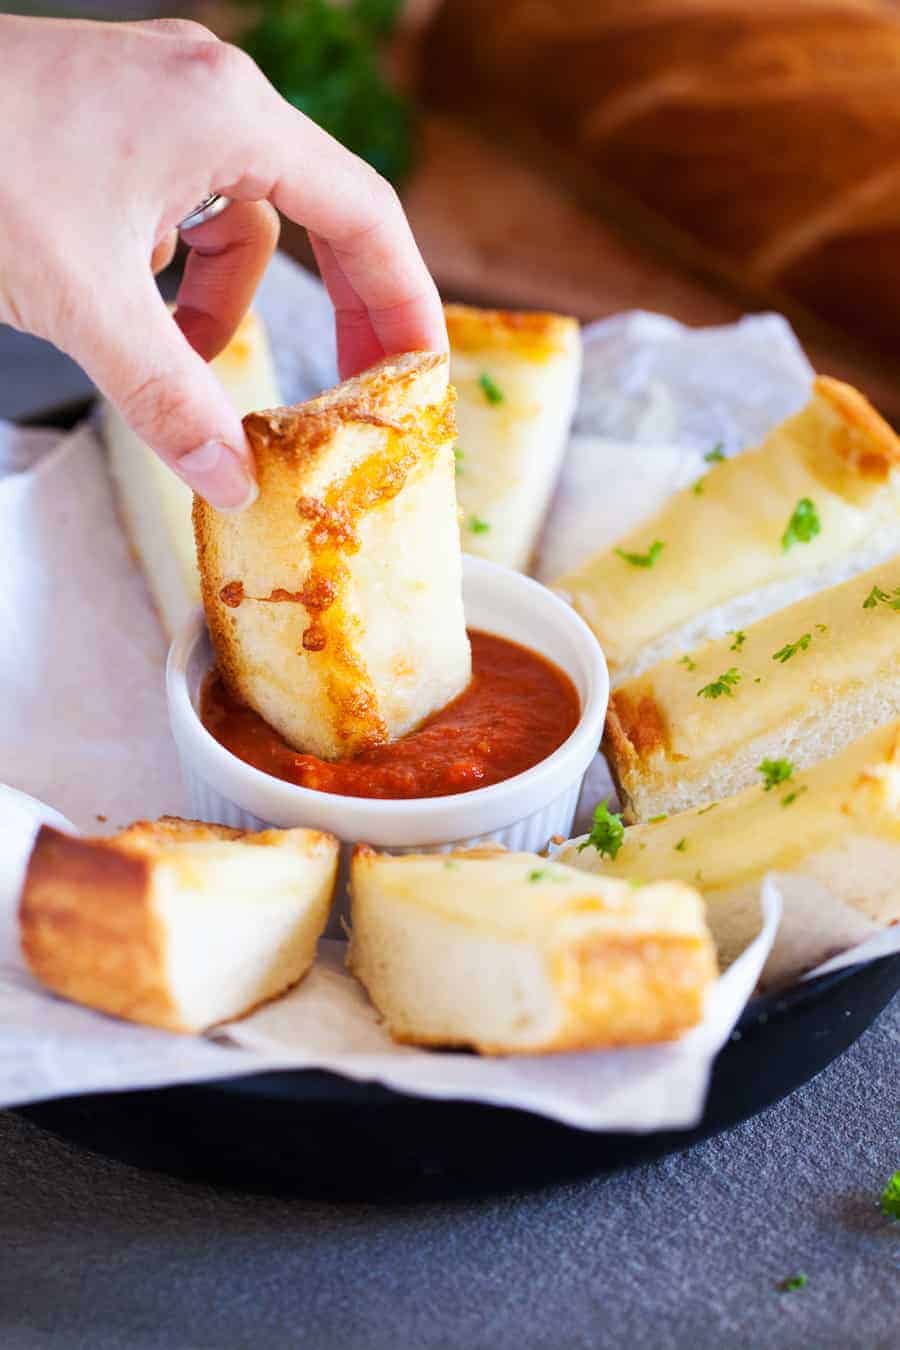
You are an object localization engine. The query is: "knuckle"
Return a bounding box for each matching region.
[142,18,217,43]
[118,370,192,447]
[176,37,253,87]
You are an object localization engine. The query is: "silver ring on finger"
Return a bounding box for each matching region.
[178,193,232,232]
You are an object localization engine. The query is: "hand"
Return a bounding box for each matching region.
[0,16,447,509]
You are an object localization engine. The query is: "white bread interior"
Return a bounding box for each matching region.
[104,309,281,639]
[446,305,582,570]
[348,846,716,1054]
[195,351,471,761]
[556,377,900,682]
[560,721,900,971]
[607,559,900,821]
[19,817,338,1033]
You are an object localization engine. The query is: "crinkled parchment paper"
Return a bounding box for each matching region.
[1,253,896,1126]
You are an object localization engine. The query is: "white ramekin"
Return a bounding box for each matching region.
[166,556,608,860]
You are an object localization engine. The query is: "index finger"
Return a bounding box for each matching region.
[207,63,448,373]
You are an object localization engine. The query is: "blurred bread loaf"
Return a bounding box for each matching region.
[348,846,716,1053]
[425,0,900,352]
[104,309,281,639]
[556,377,900,680]
[195,351,471,761]
[447,304,582,570]
[20,818,338,1033]
[607,559,900,821]
[560,721,900,970]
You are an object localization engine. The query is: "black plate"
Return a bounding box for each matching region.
[13,398,900,1198]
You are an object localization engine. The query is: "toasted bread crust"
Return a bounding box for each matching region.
[445,302,578,360]
[20,819,340,1034]
[20,826,182,1030]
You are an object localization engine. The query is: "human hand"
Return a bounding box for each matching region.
[0,16,447,509]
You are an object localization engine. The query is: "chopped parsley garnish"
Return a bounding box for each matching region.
[729,630,747,652]
[648,813,668,823]
[454,446,464,475]
[779,1274,808,1294]
[759,758,794,791]
[862,584,900,611]
[468,516,491,534]
[578,801,625,861]
[674,837,687,852]
[880,1170,900,1219]
[781,498,821,551]
[697,667,741,699]
[815,623,828,633]
[772,633,812,663]
[697,802,718,815]
[478,372,504,405]
[443,859,460,870]
[527,868,566,884]
[704,444,726,464]
[781,785,808,807]
[680,654,697,673]
[615,539,665,569]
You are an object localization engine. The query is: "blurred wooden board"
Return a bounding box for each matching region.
[400,114,900,421]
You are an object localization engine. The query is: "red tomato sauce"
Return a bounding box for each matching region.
[201,631,580,800]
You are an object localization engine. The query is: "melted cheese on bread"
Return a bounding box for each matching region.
[195,351,471,761]
[447,305,581,570]
[348,846,715,1053]
[20,817,338,1033]
[561,722,900,968]
[557,378,900,680]
[607,560,900,820]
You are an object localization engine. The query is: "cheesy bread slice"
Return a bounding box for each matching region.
[348,846,716,1054]
[606,560,900,821]
[447,304,581,570]
[560,722,900,970]
[20,817,338,1033]
[195,351,471,761]
[104,308,281,639]
[556,377,900,682]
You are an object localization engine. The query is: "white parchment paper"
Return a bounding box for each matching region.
[1,252,897,1126]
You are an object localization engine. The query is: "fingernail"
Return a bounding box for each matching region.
[174,441,258,512]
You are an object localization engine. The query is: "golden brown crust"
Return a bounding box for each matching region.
[20,826,184,1031]
[444,302,578,360]
[814,375,900,476]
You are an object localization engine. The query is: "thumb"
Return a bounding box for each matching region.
[81,276,257,511]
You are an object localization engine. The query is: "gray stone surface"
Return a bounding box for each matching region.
[0,995,896,1350]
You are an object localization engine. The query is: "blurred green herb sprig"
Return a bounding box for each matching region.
[237,0,412,184]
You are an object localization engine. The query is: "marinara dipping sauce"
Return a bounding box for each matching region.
[201,631,580,800]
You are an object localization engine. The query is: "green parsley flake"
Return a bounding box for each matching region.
[693,445,726,494]
[779,1274,808,1294]
[772,633,812,663]
[697,802,718,815]
[454,447,464,475]
[648,813,668,823]
[729,630,747,652]
[815,623,828,633]
[759,758,795,791]
[680,654,697,673]
[697,668,741,699]
[781,498,821,552]
[527,868,567,884]
[674,838,687,852]
[443,860,461,870]
[863,584,900,611]
[781,785,808,807]
[468,516,490,535]
[615,539,665,569]
[880,1170,900,1219]
[577,801,625,861]
[478,372,504,405]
